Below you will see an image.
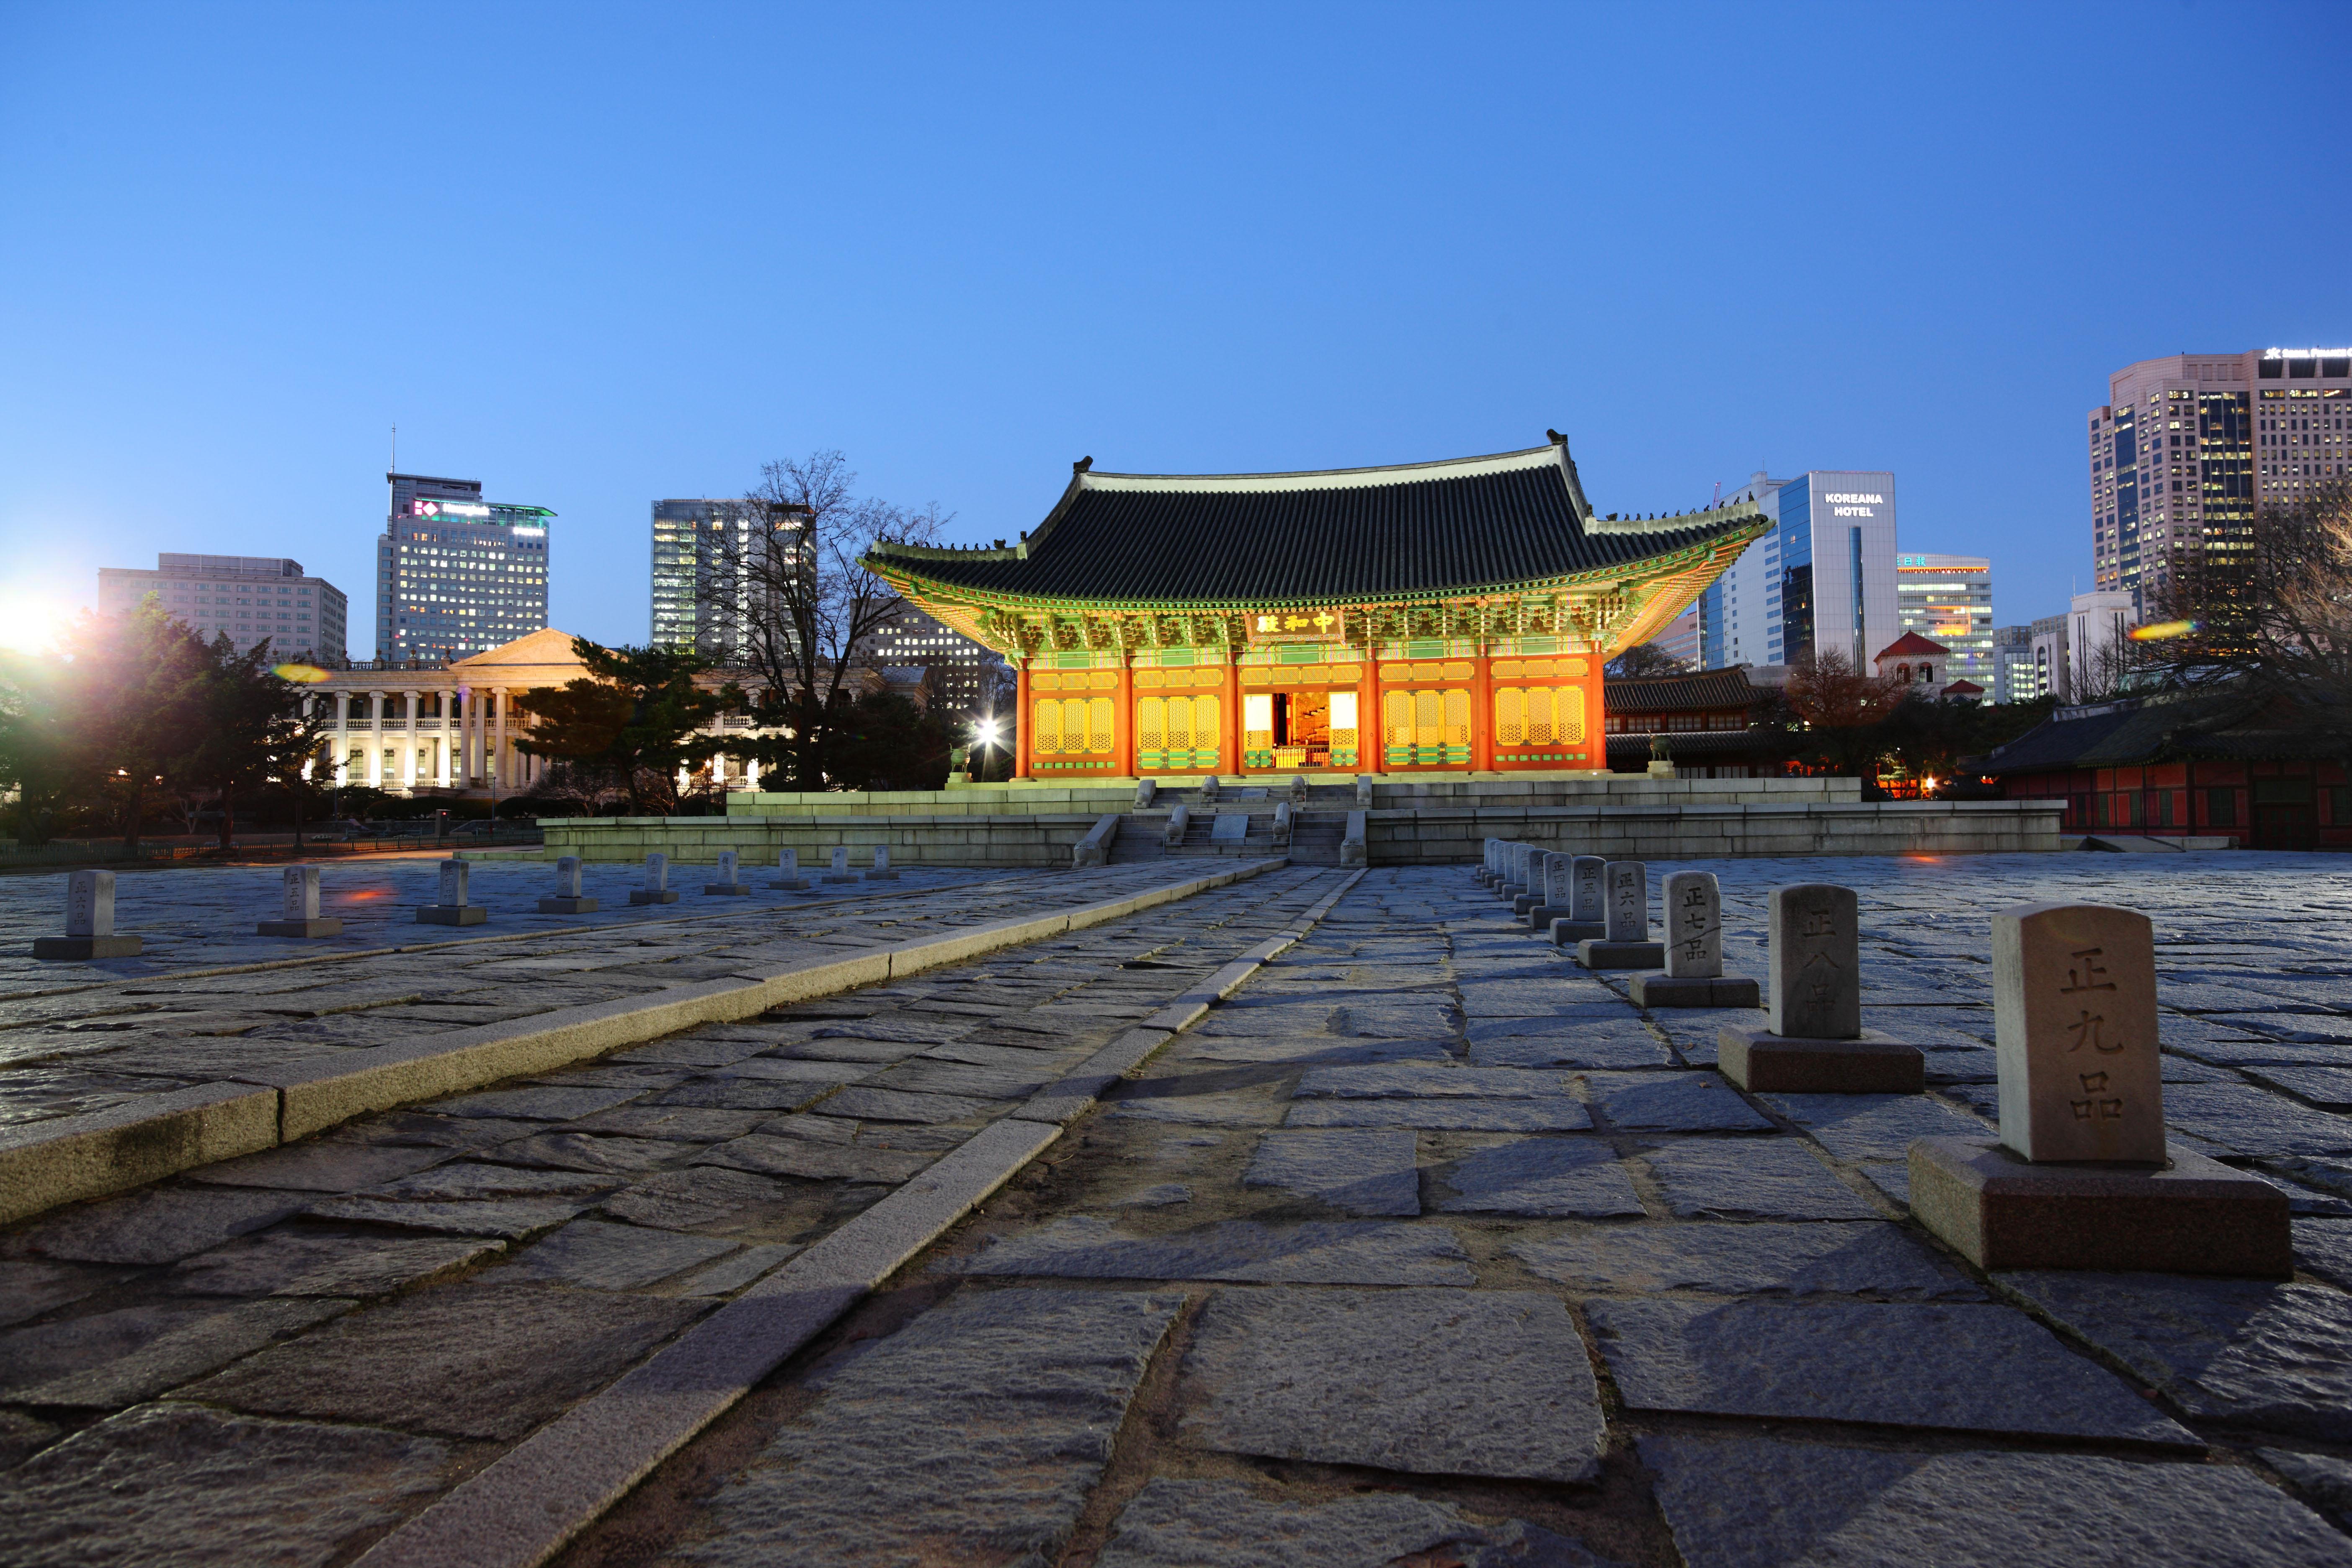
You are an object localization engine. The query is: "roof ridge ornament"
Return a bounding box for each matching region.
[1073,456,1093,474]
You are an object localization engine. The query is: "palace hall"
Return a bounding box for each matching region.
[866,434,1766,780]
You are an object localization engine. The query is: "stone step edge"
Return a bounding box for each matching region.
[0,869,1045,1013]
[351,866,1364,1568]
[0,859,1291,1227]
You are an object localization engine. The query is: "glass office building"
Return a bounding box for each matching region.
[650,499,812,665]
[378,473,553,662]
[1698,470,1899,675]
[1896,552,1994,689]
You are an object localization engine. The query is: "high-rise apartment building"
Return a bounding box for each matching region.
[1895,553,1994,689]
[1990,623,2037,705]
[649,499,812,665]
[2085,348,2352,613]
[379,473,554,662]
[97,554,348,660]
[1698,470,1900,674]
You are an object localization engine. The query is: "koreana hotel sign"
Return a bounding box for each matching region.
[865,433,1765,779]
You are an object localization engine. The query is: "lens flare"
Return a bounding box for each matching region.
[273,663,332,683]
[2129,620,2197,642]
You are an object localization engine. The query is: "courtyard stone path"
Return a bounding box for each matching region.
[0,859,1158,1135]
[0,860,1348,1564]
[7,852,2352,1565]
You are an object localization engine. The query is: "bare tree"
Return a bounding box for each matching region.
[1605,642,1688,678]
[701,451,948,790]
[2147,478,2352,748]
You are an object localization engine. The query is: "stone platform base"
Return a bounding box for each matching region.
[629,890,681,905]
[1632,973,1759,1008]
[257,919,344,938]
[416,906,488,926]
[539,897,600,915]
[1548,919,1606,945]
[1576,939,1665,970]
[32,935,144,960]
[1522,903,1570,930]
[1512,894,1541,916]
[1718,1027,1922,1092]
[1908,1136,2290,1276]
[704,883,752,896]
[769,878,812,891]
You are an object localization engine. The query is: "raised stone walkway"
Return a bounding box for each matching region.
[7,853,2352,1565]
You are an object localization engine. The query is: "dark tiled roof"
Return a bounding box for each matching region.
[868,444,1762,606]
[1976,689,2342,774]
[1604,668,1757,714]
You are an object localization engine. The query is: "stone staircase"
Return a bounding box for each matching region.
[1285,810,1349,865]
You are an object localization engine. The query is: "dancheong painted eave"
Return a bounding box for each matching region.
[862,434,1768,613]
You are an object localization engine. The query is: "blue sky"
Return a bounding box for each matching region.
[3,2,2346,655]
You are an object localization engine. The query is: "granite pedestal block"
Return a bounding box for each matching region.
[538,897,599,914]
[1908,1136,2291,1277]
[1632,974,1760,1009]
[1576,939,1665,970]
[1718,1027,1923,1092]
[1523,905,1571,931]
[1512,894,1542,916]
[769,877,812,891]
[628,890,681,906]
[1549,920,1606,946]
[821,872,862,885]
[703,882,752,896]
[256,918,345,937]
[33,935,144,959]
[416,906,489,926]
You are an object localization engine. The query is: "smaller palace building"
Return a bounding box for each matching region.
[867,435,1765,779]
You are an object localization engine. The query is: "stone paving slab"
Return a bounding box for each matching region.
[1997,1271,2352,1441]
[1095,1478,1619,1568]
[1637,1137,1883,1220]
[1431,1135,1646,1217]
[1243,1127,1422,1215]
[1642,1434,2352,1568]
[1180,1286,1606,1481]
[1586,1298,2197,1443]
[949,1215,1476,1284]
[1514,1220,1982,1299]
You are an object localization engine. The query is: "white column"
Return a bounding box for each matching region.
[334,691,351,787]
[493,688,509,788]
[366,691,384,786]
[402,689,420,790]
[438,689,454,787]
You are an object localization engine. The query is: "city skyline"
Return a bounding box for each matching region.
[3,5,2346,657]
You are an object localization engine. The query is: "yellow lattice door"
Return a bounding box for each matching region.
[1496,688,1524,745]
[1033,699,1062,756]
[1088,697,1114,756]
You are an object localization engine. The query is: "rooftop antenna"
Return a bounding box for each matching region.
[390,424,397,473]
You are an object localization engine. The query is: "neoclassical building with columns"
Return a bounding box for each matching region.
[867,434,1764,780]
[302,627,780,797]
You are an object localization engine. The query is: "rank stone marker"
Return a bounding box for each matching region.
[33,869,144,959]
[629,852,680,906]
[704,849,751,896]
[769,848,811,891]
[258,865,343,937]
[539,856,599,915]
[1910,901,2291,1276]
[1548,855,1608,946]
[1511,844,1548,916]
[1576,860,1665,970]
[1522,852,1576,931]
[1631,871,1758,1008]
[868,845,900,881]
[821,846,861,885]
[416,859,489,926]
[1476,838,1500,887]
[1717,883,1921,1092]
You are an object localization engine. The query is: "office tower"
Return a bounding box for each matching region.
[2086,347,2352,613]
[1991,624,2037,705]
[1895,552,1994,689]
[859,604,1004,713]
[379,473,554,662]
[2066,590,2138,699]
[650,499,812,665]
[1652,606,1700,668]
[1697,470,1900,673]
[97,554,348,660]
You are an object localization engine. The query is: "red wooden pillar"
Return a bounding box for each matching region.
[1117,657,1136,779]
[1220,658,1242,776]
[1573,655,1604,771]
[1014,660,1034,780]
[1362,648,1385,775]
[1470,645,1494,773]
